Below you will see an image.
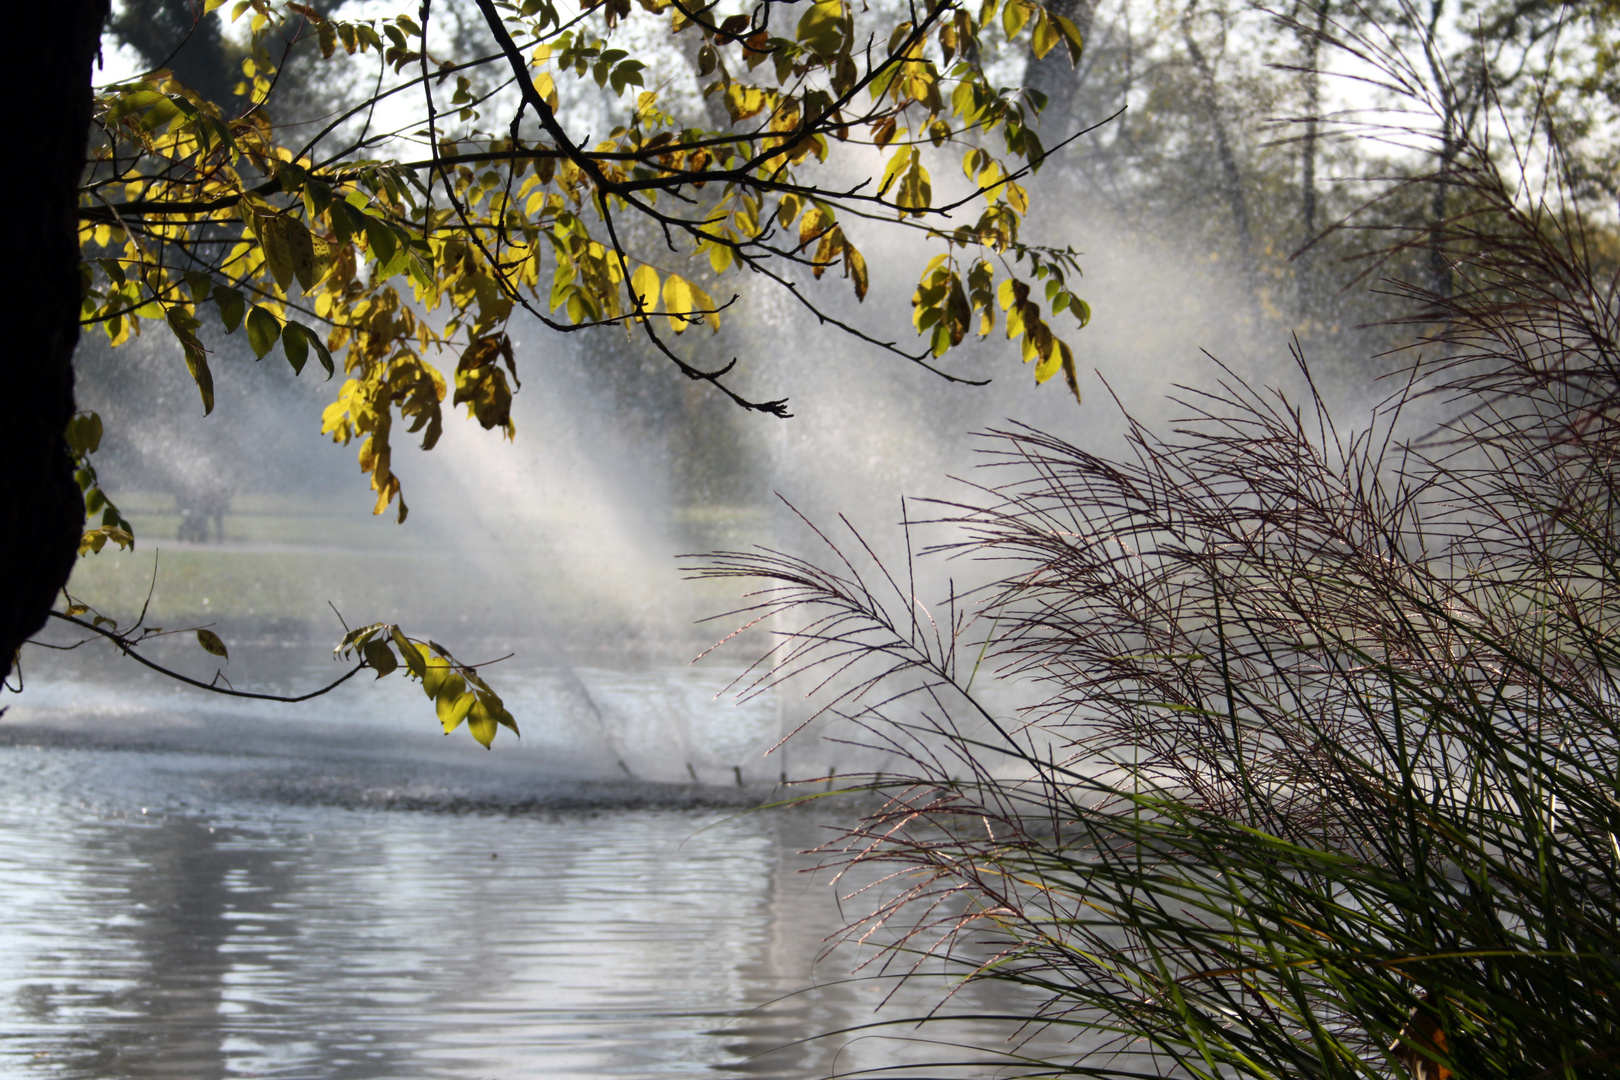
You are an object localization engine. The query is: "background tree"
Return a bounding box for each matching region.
[108,0,243,106]
[1018,0,1620,365]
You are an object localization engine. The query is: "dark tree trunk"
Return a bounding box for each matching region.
[3,1,105,672]
[1428,121,1455,299]
[1420,0,1455,300]
[1021,0,1096,126]
[1296,0,1328,316]
[106,0,236,106]
[1180,1,1258,303]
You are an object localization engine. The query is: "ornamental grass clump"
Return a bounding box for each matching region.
[696,30,1620,1080]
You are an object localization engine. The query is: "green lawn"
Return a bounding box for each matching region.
[66,495,776,649]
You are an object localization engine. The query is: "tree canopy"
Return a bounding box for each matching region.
[81,0,1091,515]
[46,0,1093,744]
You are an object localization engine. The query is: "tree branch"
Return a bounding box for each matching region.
[45,611,368,702]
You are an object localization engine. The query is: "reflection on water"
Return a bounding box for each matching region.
[0,706,1082,1079]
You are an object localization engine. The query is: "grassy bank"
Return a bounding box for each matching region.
[64,494,776,658]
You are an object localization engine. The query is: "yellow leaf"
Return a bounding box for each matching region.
[1058,338,1081,402]
[437,687,476,734]
[880,144,913,195]
[1034,342,1062,382]
[1003,0,1034,39]
[421,656,455,698]
[812,225,842,280]
[1031,11,1059,59]
[977,157,1004,193]
[898,160,933,213]
[708,240,735,274]
[631,263,660,316]
[663,273,696,333]
[1005,181,1029,215]
[533,71,559,110]
[687,277,721,332]
[1006,300,1027,340]
[1028,319,1055,369]
[392,629,428,678]
[467,695,500,747]
[77,526,134,556]
[997,277,1018,310]
[1053,13,1084,64]
[799,205,832,250]
[724,83,768,122]
[844,242,869,301]
[372,473,400,516]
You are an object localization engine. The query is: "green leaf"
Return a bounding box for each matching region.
[259,214,316,292]
[1052,13,1084,64]
[608,59,645,96]
[362,214,397,265]
[179,336,215,414]
[392,627,427,678]
[245,306,282,359]
[1030,11,1058,58]
[1003,0,1032,39]
[183,271,214,302]
[65,412,103,457]
[436,681,475,733]
[215,287,245,333]
[311,332,335,377]
[281,321,310,374]
[467,695,500,747]
[362,637,398,678]
[197,628,229,658]
[327,199,355,245]
[421,657,455,699]
[796,0,845,57]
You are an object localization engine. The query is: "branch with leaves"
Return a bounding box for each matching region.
[333,621,519,747]
[59,0,1094,739]
[38,596,517,747]
[79,0,1092,521]
[48,605,368,702]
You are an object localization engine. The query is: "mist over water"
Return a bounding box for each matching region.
[12,166,1391,1076]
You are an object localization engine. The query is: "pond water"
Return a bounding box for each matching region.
[0,658,1084,1080]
